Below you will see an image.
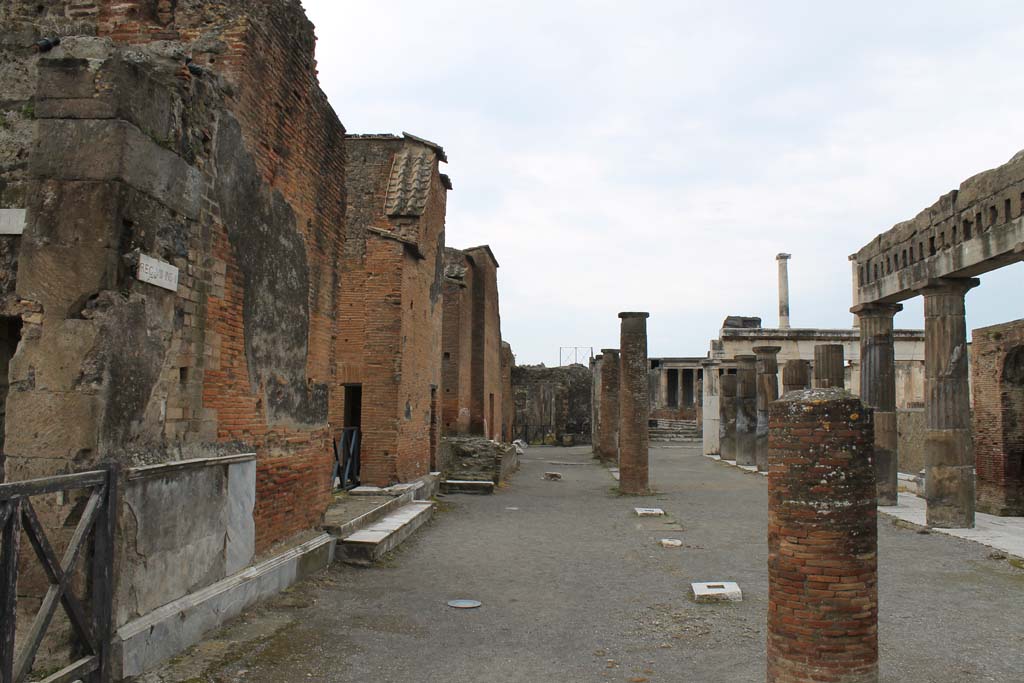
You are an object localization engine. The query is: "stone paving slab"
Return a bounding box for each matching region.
[880,492,1024,559]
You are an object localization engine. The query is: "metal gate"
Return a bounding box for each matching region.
[0,465,119,683]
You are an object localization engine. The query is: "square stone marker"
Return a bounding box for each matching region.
[659,538,683,548]
[635,507,665,517]
[691,581,742,603]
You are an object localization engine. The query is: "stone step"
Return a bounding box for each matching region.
[337,501,435,566]
[440,479,495,495]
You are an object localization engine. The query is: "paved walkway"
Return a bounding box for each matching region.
[146,444,1024,683]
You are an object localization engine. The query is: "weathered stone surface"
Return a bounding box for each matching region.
[734,355,756,466]
[719,373,737,460]
[753,346,780,473]
[813,344,845,389]
[597,348,620,463]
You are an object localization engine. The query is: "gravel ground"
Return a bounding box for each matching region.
[144,444,1024,683]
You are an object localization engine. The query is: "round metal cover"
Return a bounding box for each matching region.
[447,599,482,609]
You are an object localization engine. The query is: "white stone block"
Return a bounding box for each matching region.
[635,507,665,517]
[691,581,742,603]
[659,538,683,548]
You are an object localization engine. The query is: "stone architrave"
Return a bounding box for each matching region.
[618,313,650,494]
[853,302,903,506]
[734,355,757,467]
[921,278,979,528]
[753,346,781,472]
[597,349,620,464]
[701,360,721,456]
[767,389,878,683]
[782,359,810,394]
[813,344,844,389]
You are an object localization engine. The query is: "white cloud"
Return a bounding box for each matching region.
[303,0,1024,364]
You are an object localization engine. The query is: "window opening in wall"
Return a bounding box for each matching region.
[488,393,495,440]
[885,256,891,274]
[902,250,907,268]
[929,236,936,255]
[989,205,998,228]
[952,224,958,243]
[918,242,924,260]
[975,212,982,233]
[939,232,945,248]
[0,316,23,478]
[667,369,679,408]
[1006,198,1013,223]
[963,220,972,240]
[873,263,879,280]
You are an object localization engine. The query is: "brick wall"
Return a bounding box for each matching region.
[441,248,473,434]
[465,246,502,439]
[971,319,1024,515]
[500,342,514,441]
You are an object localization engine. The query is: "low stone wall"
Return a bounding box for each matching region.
[117,454,257,628]
[441,436,517,484]
[897,409,926,475]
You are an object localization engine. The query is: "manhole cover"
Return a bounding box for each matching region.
[447,599,482,609]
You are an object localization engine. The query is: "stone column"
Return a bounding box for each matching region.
[853,302,903,506]
[735,355,758,467]
[618,313,650,494]
[720,374,737,461]
[782,359,810,393]
[921,278,979,528]
[768,389,878,683]
[813,344,845,389]
[777,253,791,329]
[701,360,721,455]
[597,349,620,464]
[754,346,781,472]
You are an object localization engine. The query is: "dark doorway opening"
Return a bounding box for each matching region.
[429,386,438,470]
[334,384,362,490]
[344,384,362,429]
[489,393,495,440]
[667,369,679,407]
[0,316,22,482]
[682,369,694,406]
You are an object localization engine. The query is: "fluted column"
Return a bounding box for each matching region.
[782,359,810,394]
[735,355,758,466]
[853,302,903,506]
[754,346,781,472]
[701,360,721,455]
[720,373,738,461]
[618,313,650,494]
[920,278,979,528]
[813,344,845,389]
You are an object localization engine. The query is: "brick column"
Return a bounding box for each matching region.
[754,346,781,472]
[597,348,620,464]
[813,344,845,389]
[720,373,737,461]
[735,355,757,466]
[701,360,721,456]
[853,302,903,506]
[618,313,650,494]
[782,359,810,393]
[768,389,878,683]
[921,278,979,528]
[590,354,603,450]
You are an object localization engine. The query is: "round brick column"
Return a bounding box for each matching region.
[782,359,810,393]
[767,389,878,683]
[813,344,845,389]
[735,355,757,466]
[618,313,650,494]
[597,349,621,464]
[719,374,737,461]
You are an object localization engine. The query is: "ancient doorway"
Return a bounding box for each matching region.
[489,393,495,440]
[667,369,679,407]
[429,386,438,470]
[0,316,22,482]
[343,384,362,430]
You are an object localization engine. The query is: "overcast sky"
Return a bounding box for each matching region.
[303,0,1024,365]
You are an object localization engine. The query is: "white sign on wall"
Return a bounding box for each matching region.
[0,208,26,235]
[138,253,179,292]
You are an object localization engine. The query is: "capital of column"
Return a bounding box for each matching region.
[752,345,782,357]
[915,277,980,298]
[700,358,721,368]
[850,302,903,318]
[735,354,757,366]
[618,312,650,319]
[776,253,791,261]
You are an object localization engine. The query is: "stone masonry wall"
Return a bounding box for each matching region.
[512,363,592,444]
[971,319,1024,515]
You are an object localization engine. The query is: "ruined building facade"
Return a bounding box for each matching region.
[0,4,513,676]
[511,363,592,444]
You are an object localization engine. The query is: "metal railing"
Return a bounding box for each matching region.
[0,464,119,683]
[332,427,361,491]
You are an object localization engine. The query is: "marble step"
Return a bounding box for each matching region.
[337,501,434,566]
